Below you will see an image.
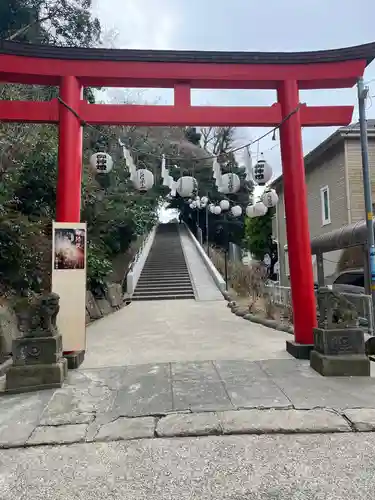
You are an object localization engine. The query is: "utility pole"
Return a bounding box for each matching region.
[357,77,375,314]
[205,191,210,256]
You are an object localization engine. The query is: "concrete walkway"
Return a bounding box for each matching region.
[179,227,223,301]
[2,299,375,450]
[81,300,290,368]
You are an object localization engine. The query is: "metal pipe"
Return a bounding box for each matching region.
[357,77,375,316]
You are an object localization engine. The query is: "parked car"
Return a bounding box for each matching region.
[331,269,365,295]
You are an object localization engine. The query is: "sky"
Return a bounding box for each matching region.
[92,0,375,189]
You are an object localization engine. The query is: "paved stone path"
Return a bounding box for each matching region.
[82,300,291,368]
[2,358,375,448]
[2,295,375,497]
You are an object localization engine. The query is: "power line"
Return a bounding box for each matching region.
[57,96,301,163]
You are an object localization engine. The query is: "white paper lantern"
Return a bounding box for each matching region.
[246,204,256,218]
[209,204,215,213]
[253,201,268,216]
[201,196,209,205]
[132,168,154,192]
[231,205,242,217]
[176,176,198,198]
[214,206,222,215]
[89,152,113,174]
[261,189,279,208]
[219,173,241,194]
[252,155,273,185]
[220,199,230,211]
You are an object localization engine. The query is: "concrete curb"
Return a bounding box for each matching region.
[1,407,368,449]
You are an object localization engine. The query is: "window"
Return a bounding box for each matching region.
[320,186,331,226]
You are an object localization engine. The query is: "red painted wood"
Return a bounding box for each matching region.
[278,80,317,345]
[300,105,353,126]
[80,102,283,126]
[0,54,366,89]
[0,100,353,127]
[174,83,191,107]
[0,99,59,122]
[56,76,83,223]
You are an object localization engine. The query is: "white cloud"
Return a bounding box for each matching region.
[92,0,375,176]
[93,0,180,50]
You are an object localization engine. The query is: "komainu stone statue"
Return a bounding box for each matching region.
[317,287,358,329]
[310,287,369,377]
[18,292,60,338]
[6,292,67,394]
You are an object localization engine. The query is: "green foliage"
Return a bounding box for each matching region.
[86,243,112,291]
[0,210,50,295]
[1,0,101,47]
[243,208,276,261]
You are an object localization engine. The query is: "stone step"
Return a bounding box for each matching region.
[133,286,194,296]
[141,269,189,276]
[138,276,191,281]
[131,293,195,301]
[137,280,191,288]
[143,270,187,274]
[135,283,194,290]
[143,265,187,269]
[139,275,190,280]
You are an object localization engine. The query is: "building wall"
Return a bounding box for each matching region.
[275,141,349,285]
[346,136,375,222]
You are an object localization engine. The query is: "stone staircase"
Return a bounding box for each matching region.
[132,223,195,301]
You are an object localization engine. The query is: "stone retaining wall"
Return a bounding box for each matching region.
[85,283,126,324]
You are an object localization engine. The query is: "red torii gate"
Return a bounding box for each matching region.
[1,40,374,357]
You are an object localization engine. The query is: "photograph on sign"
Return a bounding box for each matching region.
[54,228,86,270]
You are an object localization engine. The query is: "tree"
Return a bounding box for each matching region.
[2,0,101,47]
[176,126,253,250]
[243,208,278,276]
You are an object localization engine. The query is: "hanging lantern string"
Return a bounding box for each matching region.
[56,96,302,163]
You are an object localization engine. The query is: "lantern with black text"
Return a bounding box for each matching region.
[133,169,154,192]
[218,173,241,194]
[252,154,272,186]
[261,189,279,208]
[176,176,198,198]
[89,152,113,174]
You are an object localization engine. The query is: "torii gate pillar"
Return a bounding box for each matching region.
[57,76,83,223]
[278,80,317,357]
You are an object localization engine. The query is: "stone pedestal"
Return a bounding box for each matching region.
[64,350,85,369]
[310,327,370,376]
[286,340,314,360]
[5,334,68,393]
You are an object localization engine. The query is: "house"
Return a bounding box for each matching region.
[272,120,375,286]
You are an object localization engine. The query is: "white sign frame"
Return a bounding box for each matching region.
[52,222,87,352]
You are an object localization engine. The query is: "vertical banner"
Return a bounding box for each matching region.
[52,222,87,352]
